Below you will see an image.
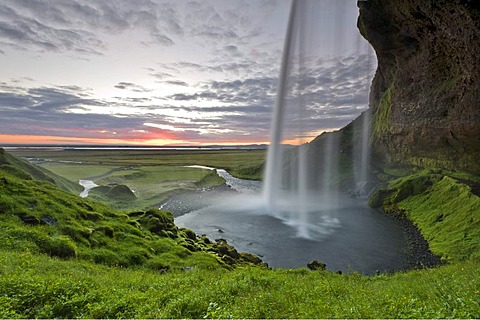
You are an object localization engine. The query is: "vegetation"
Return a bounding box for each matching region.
[0,149,82,194]
[1,250,479,318]
[0,151,260,272]
[372,81,393,139]
[228,162,264,180]
[9,148,266,178]
[369,169,480,262]
[87,165,226,210]
[1,148,480,318]
[8,148,265,210]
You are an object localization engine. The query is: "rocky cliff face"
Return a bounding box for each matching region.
[358,0,480,174]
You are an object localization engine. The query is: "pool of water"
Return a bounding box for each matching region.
[166,169,408,274]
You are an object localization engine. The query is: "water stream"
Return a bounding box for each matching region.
[79,179,98,198]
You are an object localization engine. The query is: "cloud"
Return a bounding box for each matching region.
[0,1,375,145]
[0,54,373,144]
[114,82,151,93]
[164,80,189,87]
[0,0,179,55]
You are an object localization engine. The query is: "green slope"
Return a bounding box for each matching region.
[369,170,480,262]
[1,149,479,318]
[0,148,82,194]
[0,149,261,271]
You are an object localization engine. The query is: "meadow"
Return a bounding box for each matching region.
[10,148,265,210]
[1,148,480,318]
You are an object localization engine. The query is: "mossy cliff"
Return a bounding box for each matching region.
[358,0,480,174]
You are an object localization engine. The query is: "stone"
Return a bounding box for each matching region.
[307,260,326,271]
[358,0,480,175]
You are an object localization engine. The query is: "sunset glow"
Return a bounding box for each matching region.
[0,0,374,146]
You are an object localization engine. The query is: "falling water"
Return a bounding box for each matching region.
[262,0,376,238]
[263,0,297,216]
[173,0,408,272]
[353,108,373,197]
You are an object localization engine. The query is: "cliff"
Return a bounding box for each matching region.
[357,0,480,174]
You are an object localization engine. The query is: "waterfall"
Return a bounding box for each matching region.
[262,0,376,238]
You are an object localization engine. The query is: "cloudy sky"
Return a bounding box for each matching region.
[0,0,375,146]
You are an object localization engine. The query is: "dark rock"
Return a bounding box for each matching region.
[16,213,42,225]
[358,0,480,175]
[307,260,326,271]
[128,211,145,217]
[182,228,196,240]
[239,252,262,264]
[217,228,224,233]
[221,255,236,265]
[41,216,56,225]
[381,208,444,269]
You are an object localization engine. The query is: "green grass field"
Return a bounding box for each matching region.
[10,149,265,210]
[2,148,480,318]
[1,249,479,319]
[10,149,266,172]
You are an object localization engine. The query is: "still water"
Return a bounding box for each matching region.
[167,168,408,274]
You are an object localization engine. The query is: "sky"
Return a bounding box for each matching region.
[0,0,376,146]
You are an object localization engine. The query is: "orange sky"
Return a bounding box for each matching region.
[0,134,272,146]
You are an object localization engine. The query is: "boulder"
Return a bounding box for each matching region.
[307,260,326,271]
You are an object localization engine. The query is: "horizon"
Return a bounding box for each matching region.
[0,0,375,146]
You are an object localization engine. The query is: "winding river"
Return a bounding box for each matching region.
[79,179,98,198]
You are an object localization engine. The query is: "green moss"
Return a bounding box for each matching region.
[398,176,480,261]
[372,82,394,140]
[369,171,480,261]
[194,170,226,188]
[229,163,264,180]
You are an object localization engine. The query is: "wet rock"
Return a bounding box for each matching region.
[358,0,480,174]
[307,260,326,271]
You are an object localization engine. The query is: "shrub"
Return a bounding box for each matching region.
[40,235,77,258]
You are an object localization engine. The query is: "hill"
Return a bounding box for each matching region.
[0,148,82,194]
[0,148,261,270]
[1,148,479,318]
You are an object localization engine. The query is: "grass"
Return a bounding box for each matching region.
[9,149,266,174]
[0,154,260,272]
[87,165,226,210]
[398,175,480,261]
[9,149,265,210]
[369,170,480,262]
[39,162,118,181]
[2,148,480,318]
[1,249,479,319]
[372,80,394,140]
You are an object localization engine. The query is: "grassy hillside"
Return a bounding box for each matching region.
[1,248,479,318]
[369,169,480,262]
[1,149,480,318]
[8,148,262,210]
[9,148,266,180]
[0,148,82,194]
[0,149,260,271]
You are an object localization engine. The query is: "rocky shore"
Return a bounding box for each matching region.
[382,208,444,270]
